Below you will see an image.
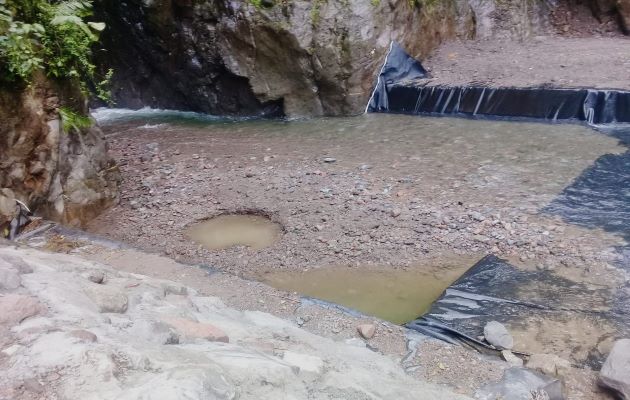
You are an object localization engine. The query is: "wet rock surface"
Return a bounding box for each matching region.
[93,0,554,117]
[0,77,119,228]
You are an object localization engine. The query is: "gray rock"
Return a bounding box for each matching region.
[502,350,524,367]
[526,353,571,378]
[323,157,337,163]
[357,323,376,339]
[88,271,106,284]
[0,294,42,325]
[84,284,129,313]
[476,367,565,400]
[0,267,21,290]
[483,321,514,350]
[599,339,630,400]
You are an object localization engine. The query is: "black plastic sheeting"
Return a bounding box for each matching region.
[369,43,630,367]
[543,127,630,242]
[406,255,630,368]
[366,43,630,125]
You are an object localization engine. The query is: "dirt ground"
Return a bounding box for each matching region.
[421,37,630,90]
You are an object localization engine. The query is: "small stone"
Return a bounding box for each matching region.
[390,208,401,218]
[87,271,105,284]
[599,339,630,400]
[357,323,376,339]
[484,321,514,350]
[526,353,571,378]
[84,285,129,313]
[68,329,98,343]
[162,317,229,343]
[502,350,524,367]
[322,157,336,163]
[0,294,41,325]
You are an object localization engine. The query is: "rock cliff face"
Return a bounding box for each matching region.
[94,0,552,117]
[0,78,119,228]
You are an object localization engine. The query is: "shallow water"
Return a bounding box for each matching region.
[186,214,282,250]
[260,257,478,324]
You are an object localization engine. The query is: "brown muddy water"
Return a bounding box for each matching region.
[259,256,479,324]
[186,214,283,250]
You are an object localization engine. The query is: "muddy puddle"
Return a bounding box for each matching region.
[185,214,282,250]
[259,256,479,324]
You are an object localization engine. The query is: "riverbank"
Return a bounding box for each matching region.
[1,235,612,399]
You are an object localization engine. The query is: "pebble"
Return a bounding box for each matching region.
[323,157,336,163]
[88,271,105,284]
[357,323,376,339]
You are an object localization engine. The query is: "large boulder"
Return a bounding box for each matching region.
[0,77,119,228]
[599,339,630,399]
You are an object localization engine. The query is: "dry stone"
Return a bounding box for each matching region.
[599,339,630,400]
[484,321,514,350]
[0,294,42,325]
[357,323,376,339]
[0,267,21,290]
[526,354,571,378]
[84,284,129,313]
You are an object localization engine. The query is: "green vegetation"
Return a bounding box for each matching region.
[371,0,381,7]
[0,0,110,102]
[59,106,92,133]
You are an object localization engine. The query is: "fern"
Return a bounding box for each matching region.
[59,106,92,134]
[0,0,110,100]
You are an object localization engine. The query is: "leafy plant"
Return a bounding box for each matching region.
[59,106,92,133]
[0,0,110,101]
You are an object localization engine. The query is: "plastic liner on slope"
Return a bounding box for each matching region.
[365,42,428,113]
[366,43,630,125]
[405,255,629,368]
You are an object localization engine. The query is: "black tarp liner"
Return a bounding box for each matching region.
[366,42,427,113]
[370,43,630,367]
[543,126,630,242]
[366,43,630,125]
[406,255,630,368]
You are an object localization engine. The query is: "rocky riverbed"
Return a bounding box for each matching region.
[83,111,630,369]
